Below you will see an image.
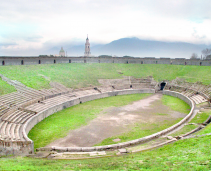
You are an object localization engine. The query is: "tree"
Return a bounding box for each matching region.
[190,53,198,59]
[206,55,211,60]
[202,48,211,59]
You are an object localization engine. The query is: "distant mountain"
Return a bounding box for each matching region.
[46,37,210,58]
[92,37,210,58]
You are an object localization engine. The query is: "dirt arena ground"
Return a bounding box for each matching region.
[46,94,186,147]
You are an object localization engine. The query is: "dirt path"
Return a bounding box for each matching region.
[46,94,186,147]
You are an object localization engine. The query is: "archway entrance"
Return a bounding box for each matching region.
[160,82,166,90]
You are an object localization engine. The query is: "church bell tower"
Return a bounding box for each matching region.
[84,35,91,57]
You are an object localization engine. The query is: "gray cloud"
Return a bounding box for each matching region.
[0,0,211,56]
[0,42,17,47]
[192,28,206,40]
[24,35,43,42]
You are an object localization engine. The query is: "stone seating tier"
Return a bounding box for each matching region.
[97,86,114,93]
[0,92,32,107]
[0,121,24,141]
[25,94,76,113]
[131,83,155,89]
[0,76,210,156]
[0,105,10,117]
[73,89,100,97]
[190,94,207,104]
[1,109,35,124]
[112,84,131,90]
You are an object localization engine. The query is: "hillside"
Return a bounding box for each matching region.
[46,37,210,58]
[92,37,209,58]
[0,134,210,170]
[0,63,210,95]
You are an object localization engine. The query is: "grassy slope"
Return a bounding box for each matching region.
[170,109,211,136]
[196,110,211,135]
[28,94,151,149]
[0,135,210,170]
[162,95,190,114]
[0,64,210,93]
[0,78,16,95]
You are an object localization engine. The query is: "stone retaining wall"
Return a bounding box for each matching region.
[0,140,33,156]
[24,89,194,154]
[0,56,211,66]
[40,90,194,152]
[0,89,195,155]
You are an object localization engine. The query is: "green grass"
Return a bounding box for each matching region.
[196,110,211,135]
[0,77,16,95]
[199,124,211,135]
[0,135,210,170]
[170,109,211,137]
[170,125,198,137]
[28,94,151,149]
[162,95,191,114]
[0,64,210,93]
[191,110,211,124]
[96,95,190,146]
[95,118,183,146]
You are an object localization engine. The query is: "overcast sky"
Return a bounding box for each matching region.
[0,0,211,55]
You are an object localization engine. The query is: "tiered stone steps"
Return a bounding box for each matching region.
[0,108,36,141]
[97,86,114,93]
[164,78,210,104]
[0,92,33,107]
[189,94,208,104]
[73,89,100,97]
[25,94,76,113]
[0,75,210,156]
[112,84,131,90]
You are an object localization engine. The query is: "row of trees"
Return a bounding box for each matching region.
[191,48,211,59]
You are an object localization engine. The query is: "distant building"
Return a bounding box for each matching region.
[84,35,91,57]
[59,47,65,57]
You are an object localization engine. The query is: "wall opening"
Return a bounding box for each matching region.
[127,61,129,64]
[54,59,56,64]
[2,61,5,66]
[38,60,41,64]
[185,62,187,65]
[113,60,114,63]
[160,82,166,90]
[156,61,157,64]
[21,60,24,65]
[141,61,143,64]
[99,60,100,63]
[130,85,132,88]
[84,60,86,63]
[69,59,71,63]
[200,62,202,66]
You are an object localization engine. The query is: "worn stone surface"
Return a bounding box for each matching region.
[118,148,128,153]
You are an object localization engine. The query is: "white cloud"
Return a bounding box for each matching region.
[0,0,211,55]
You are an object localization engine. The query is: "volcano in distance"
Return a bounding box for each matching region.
[49,37,210,59]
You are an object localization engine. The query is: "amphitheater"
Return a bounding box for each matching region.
[0,56,211,159]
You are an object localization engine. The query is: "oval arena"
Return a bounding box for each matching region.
[0,59,210,156]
